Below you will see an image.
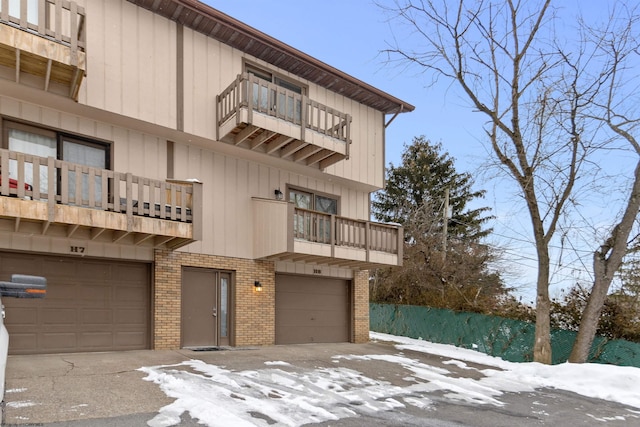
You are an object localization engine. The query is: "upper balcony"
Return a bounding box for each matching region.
[217,73,351,170]
[252,198,403,269]
[0,148,202,250]
[0,0,86,100]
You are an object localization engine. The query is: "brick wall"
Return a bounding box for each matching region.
[353,270,370,343]
[153,249,368,349]
[154,249,275,349]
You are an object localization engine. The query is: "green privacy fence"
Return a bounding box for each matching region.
[370,303,640,367]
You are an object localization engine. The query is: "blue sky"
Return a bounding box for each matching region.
[204,1,620,303]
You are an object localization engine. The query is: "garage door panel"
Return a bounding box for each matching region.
[82,309,112,324]
[75,262,111,280]
[80,285,112,303]
[42,333,77,350]
[277,292,347,310]
[117,264,148,281]
[6,307,38,325]
[49,283,79,301]
[2,257,39,273]
[80,332,113,348]
[275,274,350,345]
[116,331,147,347]
[42,308,77,325]
[8,334,38,350]
[115,308,147,325]
[1,252,150,354]
[116,285,147,305]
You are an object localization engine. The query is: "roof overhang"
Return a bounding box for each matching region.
[127,0,415,115]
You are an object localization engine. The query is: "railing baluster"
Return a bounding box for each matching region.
[47,157,55,220]
[149,180,156,218]
[37,0,45,35]
[0,0,8,22]
[19,0,27,28]
[0,150,8,196]
[180,185,187,221]
[76,165,83,206]
[168,184,176,220]
[137,176,144,216]
[69,1,78,66]
[32,156,40,200]
[112,172,120,212]
[15,152,25,198]
[60,161,68,204]
[158,182,165,219]
[87,167,95,208]
[101,170,108,210]
[54,0,62,43]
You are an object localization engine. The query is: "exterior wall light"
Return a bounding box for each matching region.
[274,188,283,200]
[254,281,263,292]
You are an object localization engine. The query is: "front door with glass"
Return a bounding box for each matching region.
[181,268,232,348]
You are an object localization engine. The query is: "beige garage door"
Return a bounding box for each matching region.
[0,252,151,355]
[275,274,350,344]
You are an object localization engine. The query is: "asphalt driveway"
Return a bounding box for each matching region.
[2,341,638,426]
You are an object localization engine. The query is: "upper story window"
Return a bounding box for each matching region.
[246,64,305,122]
[2,120,110,199]
[246,65,304,94]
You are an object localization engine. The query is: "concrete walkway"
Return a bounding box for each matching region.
[2,341,638,426]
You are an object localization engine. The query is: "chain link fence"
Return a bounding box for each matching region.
[370,303,640,367]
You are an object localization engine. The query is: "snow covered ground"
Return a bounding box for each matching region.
[140,332,640,426]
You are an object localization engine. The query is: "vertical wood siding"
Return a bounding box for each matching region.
[81,0,177,127]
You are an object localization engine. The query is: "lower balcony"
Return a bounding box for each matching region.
[0,148,201,250]
[252,197,403,269]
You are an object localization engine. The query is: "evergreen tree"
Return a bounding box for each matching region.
[370,137,504,311]
[372,136,491,242]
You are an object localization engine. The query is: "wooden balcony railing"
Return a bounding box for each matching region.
[252,198,402,267]
[218,73,351,144]
[293,207,401,255]
[217,74,351,168]
[0,148,201,248]
[0,0,86,99]
[0,0,86,55]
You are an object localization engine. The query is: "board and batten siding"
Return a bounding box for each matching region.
[172,142,371,259]
[81,0,178,128]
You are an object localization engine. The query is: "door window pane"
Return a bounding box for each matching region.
[8,128,56,195]
[315,195,337,214]
[290,190,312,209]
[63,139,107,203]
[220,277,229,338]
[288,189,338,242]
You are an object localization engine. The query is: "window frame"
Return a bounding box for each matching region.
[2,119,113,200]
[244,62,307,96]
[2,119,112,170]
[286,185,340,215]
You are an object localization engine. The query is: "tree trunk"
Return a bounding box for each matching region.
[569,161,640,363]
[534,252,552,364]
[568,257,610,363]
